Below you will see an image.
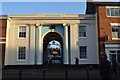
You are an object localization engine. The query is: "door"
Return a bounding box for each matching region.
[109,54,116,62]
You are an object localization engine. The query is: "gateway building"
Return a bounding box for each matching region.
[4,14,99,65]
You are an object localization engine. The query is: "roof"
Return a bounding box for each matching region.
[0,15,8,19]
[94,2,120,6]
[7,14,95,20]
[86,2,120,14]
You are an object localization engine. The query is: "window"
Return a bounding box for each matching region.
[79,46,87,59]
[112,26,120,39]
[106,8,120,17]
[19,26,26,38]
[79,26,86,37]
[109,50,120,63]
[18,47,26,60]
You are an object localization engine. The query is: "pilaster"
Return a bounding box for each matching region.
[38,24,43,64]
[63,23,69,64]
[29,24,35,65]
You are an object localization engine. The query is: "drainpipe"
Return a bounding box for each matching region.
[96,5,101,63]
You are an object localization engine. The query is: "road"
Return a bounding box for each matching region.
[2,65,120,80]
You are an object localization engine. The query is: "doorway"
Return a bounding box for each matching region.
[43,32,63,64]
[109,50,120,63]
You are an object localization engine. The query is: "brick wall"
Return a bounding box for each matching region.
[97,6,120,52]
[0,19,7,68]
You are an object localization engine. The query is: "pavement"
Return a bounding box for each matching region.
[2,65,120,80]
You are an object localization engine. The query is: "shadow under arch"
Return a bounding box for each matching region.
[43,32,63,64]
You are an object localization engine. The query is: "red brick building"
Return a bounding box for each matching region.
[0,15,7,68]
[86,1,120,63]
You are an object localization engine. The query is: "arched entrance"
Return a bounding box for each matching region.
[43,32,63,64]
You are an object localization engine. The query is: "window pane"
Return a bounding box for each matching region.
[18,47,26,60]
[19,26,26,38]
[79,26,86,37]
[112,26,119,38]
[106,8,110,16]
[107,8,120,17]
[111,9,115,16]
[115,9,119,16]
[19,26,22,32]
[79,46,87,59]
[22,26,26,32]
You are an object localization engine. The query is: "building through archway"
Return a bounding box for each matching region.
[43,32,63,64]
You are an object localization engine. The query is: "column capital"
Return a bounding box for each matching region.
[35,23,42,27]
[39,24,42,26]
[35,23,39,26]
[63,23,70,27]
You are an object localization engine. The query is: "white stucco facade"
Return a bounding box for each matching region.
[5,14,99,65]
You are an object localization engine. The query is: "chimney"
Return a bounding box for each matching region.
[86,0,96,14]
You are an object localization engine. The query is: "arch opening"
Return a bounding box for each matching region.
[43,32,63,64]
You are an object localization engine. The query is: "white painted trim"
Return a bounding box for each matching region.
[79,59,88,60]
[106,6,120,8]
[79,37,87,38]
[0,38,6,39]
[0,42,6,44]
[107,16,120,18]
[112,38,120,40]
[105,43,120,48]
[110,23,120,26]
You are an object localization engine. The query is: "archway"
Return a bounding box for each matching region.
[43,32,63,64]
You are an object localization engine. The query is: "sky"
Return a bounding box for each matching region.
[1,0,120,15]
[1,2,86,15]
